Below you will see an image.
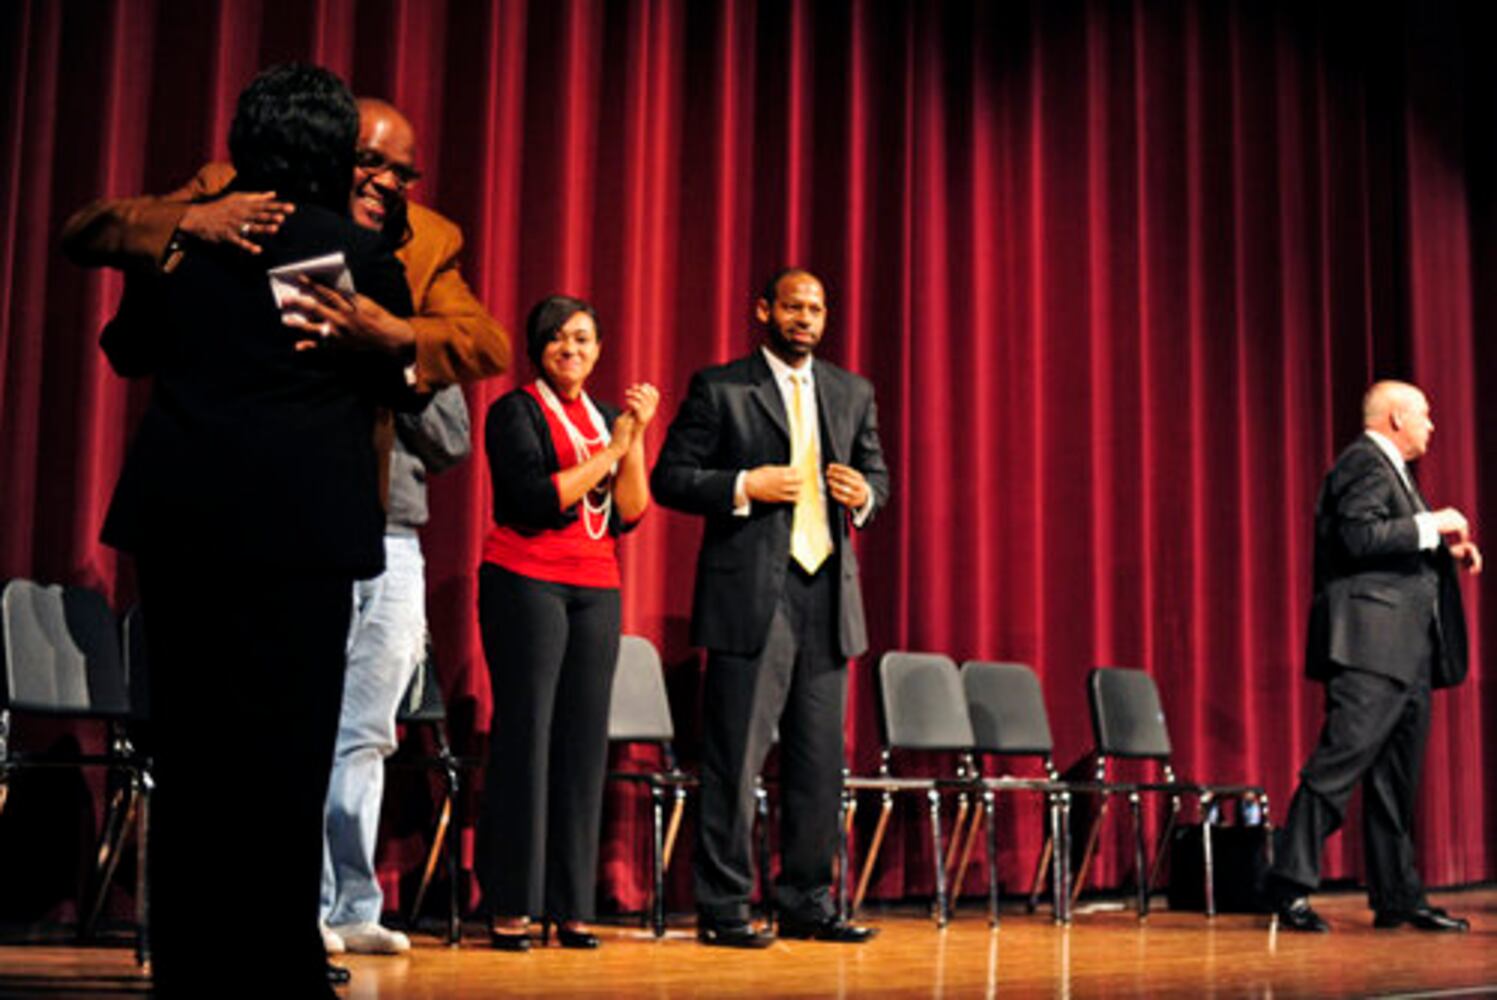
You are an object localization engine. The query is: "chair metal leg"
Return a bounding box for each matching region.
[755,781,772,928]
[1027,831,1054,914]
[651,786,667,938]
[1201,802,1217,917]
[943,794,970,881]
[1070,795,1109,905]
[83,775,139,940]
[1128,792,1148,917]
[852,792,893,914]
[927,788,949,927]
[1053,792,1072,924]
[409,795,452,929]
[950,797,983,902]
[982,791,999,928]
[134,771,151,968]
[837,789,854,921]
[444,766,461,946]
[1146,794,1181,895]
[662,788,686,869]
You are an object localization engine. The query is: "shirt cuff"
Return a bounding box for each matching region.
[732,471,751,517]
[1413,512,1440,550]
[852,491,875,528]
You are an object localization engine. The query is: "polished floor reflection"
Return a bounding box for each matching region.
[2,889,1493,998]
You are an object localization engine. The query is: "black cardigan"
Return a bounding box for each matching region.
[484,386,636,538]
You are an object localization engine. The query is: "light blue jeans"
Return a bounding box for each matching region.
[321,533,426,927]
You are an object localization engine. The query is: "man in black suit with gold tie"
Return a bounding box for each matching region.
[1267,381,1481,933]
[652,269,890,947]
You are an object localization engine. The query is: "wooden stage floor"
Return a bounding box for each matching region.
[1,888,1494,998]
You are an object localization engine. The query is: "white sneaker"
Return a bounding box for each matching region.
[331,921,411,955]
[320,923,347,955]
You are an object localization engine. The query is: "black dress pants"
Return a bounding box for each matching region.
[475,564,621,922]
[1269,662,1432,913]
[139,560,350,999]
[694,562,847,925]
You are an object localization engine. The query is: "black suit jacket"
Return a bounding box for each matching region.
[99,203,418,578]
[1304,433,1468,689]
[651,351,890,658]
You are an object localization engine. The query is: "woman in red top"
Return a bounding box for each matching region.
[476,295,656,950]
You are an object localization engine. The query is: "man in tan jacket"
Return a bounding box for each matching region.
[63,98,509,965]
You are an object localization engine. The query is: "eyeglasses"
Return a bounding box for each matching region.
[354,148,422,188]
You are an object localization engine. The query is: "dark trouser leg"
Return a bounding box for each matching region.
[475,565,568,918]
[1362,678,1430,913]
[774,567,846,924]
[142,561,348,999]
[694,608,797,923]
[544,586,621,922]
[1268,667,1416,899]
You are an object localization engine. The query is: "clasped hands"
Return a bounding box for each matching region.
[1431,506,1482,574]
[745,462,869,509]
[607,383,661,456]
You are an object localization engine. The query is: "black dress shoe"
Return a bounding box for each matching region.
[1274,897,1330,933]
[489,928,533,951]
[777,917,879,943]
[326,962,351,985]
[546,922,600,949]
[1374,905,1470,932]
[697,919,775,948]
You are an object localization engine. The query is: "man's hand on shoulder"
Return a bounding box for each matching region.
[745,465,803,504]
[179,191,295,254]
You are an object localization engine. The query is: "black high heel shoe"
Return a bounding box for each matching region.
[489,921,533,951]
[542,919,600,949]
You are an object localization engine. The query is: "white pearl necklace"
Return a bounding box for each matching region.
[535,379,615,540]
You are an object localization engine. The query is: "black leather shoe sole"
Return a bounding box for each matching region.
[698,923,775,948]
[1274,903,1330,933]
[1374,909,1469,932]
[778,921,879,943]
[556,928,601,949]
[489,930,533,951]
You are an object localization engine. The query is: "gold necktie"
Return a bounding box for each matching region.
[789,374,833,574]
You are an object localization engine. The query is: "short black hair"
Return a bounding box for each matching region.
[525,294,600,371]
[758,267,821,307]
[228,63,358,212]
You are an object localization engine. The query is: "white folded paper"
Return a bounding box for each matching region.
[267,251,356,312]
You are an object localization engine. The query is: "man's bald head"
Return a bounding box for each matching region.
[349,98,419,232]
[1363,380,1434,461]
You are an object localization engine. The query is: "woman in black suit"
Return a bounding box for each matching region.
[98,65,416,996]
[476,295,657,949]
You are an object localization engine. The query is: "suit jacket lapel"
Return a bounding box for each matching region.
[815,367,848,465]
[747,351,790,443]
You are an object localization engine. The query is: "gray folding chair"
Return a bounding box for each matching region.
[840,652,986,927]
[1,580,150,964]
[1074,666,1270,917]
[606,635,695,937]
[958,660,1078,924]
[393,641,464,945]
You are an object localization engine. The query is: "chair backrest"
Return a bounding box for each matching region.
[878,651,974,751]
[960,660,1053,757]
[1,579,130,718]
[397,637,447,724]
[1087,666,1173,760]
[607,635,673,743]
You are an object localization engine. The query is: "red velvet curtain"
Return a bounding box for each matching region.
[2,0,1492,917]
